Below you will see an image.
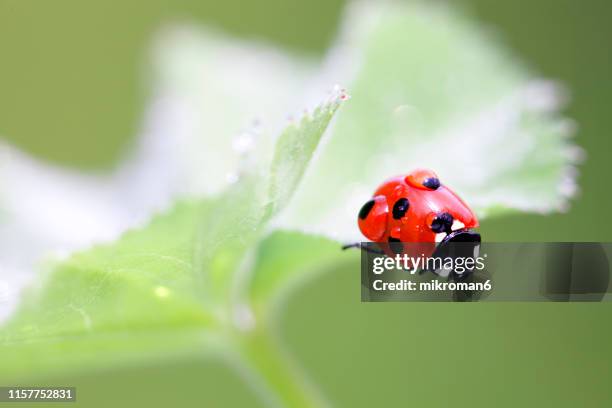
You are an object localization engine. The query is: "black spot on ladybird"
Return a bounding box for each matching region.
[359,199,376,220]
[431,212,454,233]
[392,198,410,219]
[423,177,440,190]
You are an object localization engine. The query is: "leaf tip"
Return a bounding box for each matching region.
[330,84,351,104]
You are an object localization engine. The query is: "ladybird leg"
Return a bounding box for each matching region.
[341,242,384,255]
[386,237,404,255]
[341,242,361,250]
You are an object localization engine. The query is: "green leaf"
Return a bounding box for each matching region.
[0,26,320,322]
[267,90,346,214]
[280,1,580,241]
[0,201,216,378]
[248,231,345,315]
[0,94,344,407]
[0,2,584,406]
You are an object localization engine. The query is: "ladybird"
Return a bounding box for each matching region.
[353,168,480,258]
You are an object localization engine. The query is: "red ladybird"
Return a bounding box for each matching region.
[355,169,480,257]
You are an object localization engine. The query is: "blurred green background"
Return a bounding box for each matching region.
[1,0,611,406]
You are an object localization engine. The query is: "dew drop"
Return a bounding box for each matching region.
[232,132,255,154]
[154,286,170,299]
[226,172,240,184]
